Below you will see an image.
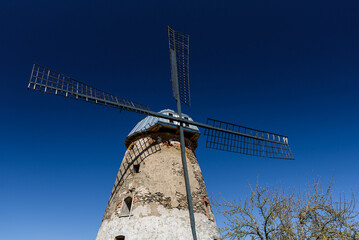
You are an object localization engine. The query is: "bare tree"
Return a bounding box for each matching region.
[213,180,359,240]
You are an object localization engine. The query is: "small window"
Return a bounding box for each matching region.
[205,201,210,213]
[204,199,212,219]
[169,113,174,123]
[115,236,125,240]
[121,197,132,216]
[133,164,140,173]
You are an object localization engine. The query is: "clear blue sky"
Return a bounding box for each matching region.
[1,0,359,239]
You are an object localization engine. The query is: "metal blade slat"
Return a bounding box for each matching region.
[204,118,294,160]
[168,27,191,106]
[28,63,150,113]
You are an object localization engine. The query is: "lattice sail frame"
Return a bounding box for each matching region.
[28,63,150,112]
[204,118,294,160]
[168,27,191,106]
[27,63,294,160]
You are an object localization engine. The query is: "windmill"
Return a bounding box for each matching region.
[27,27,294,240]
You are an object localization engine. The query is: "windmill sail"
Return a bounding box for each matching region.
[28,63,150,113]
[28,63,294,160]
[168,27,190,106]
[204,118,294,160]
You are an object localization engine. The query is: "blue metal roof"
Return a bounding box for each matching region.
[127,109,200,137]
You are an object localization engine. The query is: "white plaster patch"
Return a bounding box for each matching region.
[97,207,220,240]
[132,205,151,217]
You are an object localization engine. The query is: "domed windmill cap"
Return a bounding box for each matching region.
[125,109,200,149]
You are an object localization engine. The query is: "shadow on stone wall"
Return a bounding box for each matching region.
[106,137,161,209]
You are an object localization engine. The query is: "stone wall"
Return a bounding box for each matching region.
[96,133,219,240]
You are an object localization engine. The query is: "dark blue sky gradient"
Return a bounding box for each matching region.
[1,1,359,239]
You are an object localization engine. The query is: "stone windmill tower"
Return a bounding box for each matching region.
[96,109,219,240]
[27,27,294,240]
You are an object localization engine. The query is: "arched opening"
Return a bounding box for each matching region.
[203,197,212,219]
[205,201,210,215]
[115,235,125,240]
[121,197,132,216]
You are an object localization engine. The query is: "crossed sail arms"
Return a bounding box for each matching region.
[28,63,294,160]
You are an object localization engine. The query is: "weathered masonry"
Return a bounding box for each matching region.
[96,109,219,240]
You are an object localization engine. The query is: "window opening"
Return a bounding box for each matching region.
[133,164,140,173]
[121,197,132,216]
[204,200,212,219]
[115,236,125,240]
